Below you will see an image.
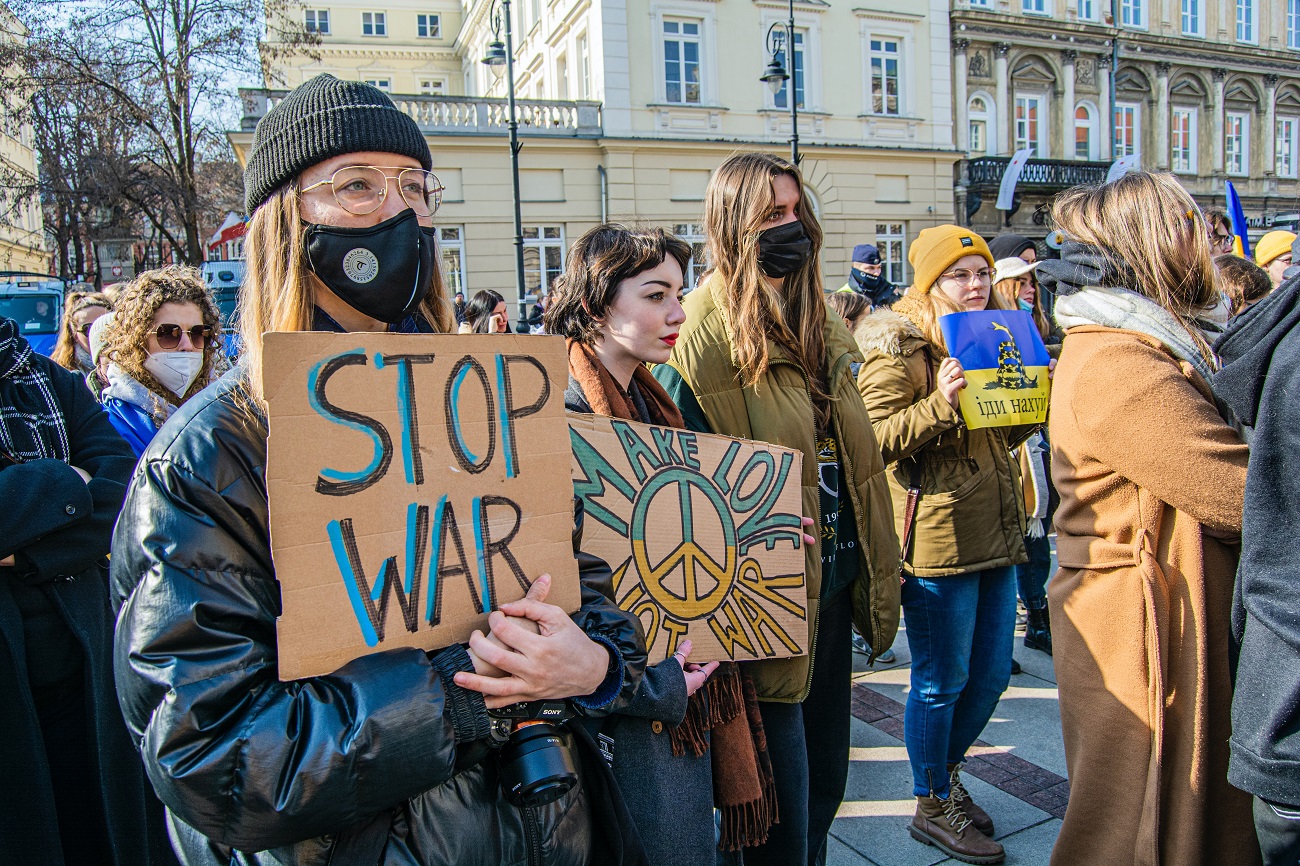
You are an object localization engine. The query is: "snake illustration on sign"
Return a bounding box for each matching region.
[568,413,808,664]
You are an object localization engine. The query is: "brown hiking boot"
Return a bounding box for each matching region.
[910,794,1005,864]
[949,762,995,836]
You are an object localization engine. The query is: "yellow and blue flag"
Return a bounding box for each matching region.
[1226,181,1252,259]
[938,309,1051,429]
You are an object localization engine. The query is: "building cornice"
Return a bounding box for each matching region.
[853,6,925,22]
[291,45,460,62]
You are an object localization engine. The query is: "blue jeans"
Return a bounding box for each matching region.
[901,566,1017,798]
[1016,533,1052,609]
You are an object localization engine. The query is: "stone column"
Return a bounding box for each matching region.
[995,43,1011,155]
[1265,74,1279,176]
[1098,55,1113,160]
[1156,63,1171,170]
[1213,68,1226,174]
[955,39,970,152]
[1062,50,1077,160]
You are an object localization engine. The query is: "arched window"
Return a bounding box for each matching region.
[968,93,997,156]
[1074,102,1099,160]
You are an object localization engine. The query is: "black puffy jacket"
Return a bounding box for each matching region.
[110,370,649,866]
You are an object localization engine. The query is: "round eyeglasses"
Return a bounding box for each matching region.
[299,166,445,218]
[154,324,213,350]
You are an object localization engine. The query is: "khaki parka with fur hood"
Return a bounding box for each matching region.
[853,303,1032,577]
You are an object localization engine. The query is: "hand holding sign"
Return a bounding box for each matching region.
[455,574,612,709]
[937,357,967,409]
[673,639,720,698]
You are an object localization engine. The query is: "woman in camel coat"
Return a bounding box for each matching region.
[1036,172,1257,866]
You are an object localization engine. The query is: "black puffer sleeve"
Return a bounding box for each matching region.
[110,383,488,853]
[569,498,648,716]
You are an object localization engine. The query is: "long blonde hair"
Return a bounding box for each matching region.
[1050,172,1218,353]
[703,152,831,429]
[51,291,113,372]
[238,184,454,410]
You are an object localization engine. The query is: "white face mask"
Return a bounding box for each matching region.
[144,351,204,399]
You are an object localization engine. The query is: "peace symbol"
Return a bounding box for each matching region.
[630,467,737,621]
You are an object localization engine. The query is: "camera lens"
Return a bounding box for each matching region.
[498,722,578,808]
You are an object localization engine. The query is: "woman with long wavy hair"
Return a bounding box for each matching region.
[654,151,900,866]
[50,291,113,378]
[1036,172,1256,865]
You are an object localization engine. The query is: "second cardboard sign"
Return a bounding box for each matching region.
[568,413,808,665]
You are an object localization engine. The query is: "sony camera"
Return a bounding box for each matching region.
[488,700,578,808]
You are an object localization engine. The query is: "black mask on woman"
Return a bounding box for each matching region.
[756,220,813,278]
[305,209,434,324]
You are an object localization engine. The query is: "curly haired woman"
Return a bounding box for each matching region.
[99,266,222,456]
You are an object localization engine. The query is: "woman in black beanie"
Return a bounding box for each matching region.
[109,74,648,866]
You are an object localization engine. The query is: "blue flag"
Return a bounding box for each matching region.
[1226,181,1252,259]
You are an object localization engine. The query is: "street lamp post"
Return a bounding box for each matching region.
[759,0,800,165]
[481,0,528,331]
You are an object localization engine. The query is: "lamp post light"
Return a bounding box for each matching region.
[481,0,528,331]
[759,0,800,165]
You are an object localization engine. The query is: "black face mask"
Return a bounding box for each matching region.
[305,209,434,324]
[757,220,813,278]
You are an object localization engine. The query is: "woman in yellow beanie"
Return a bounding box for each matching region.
[853,225,1040,865]
[1253,229,1295,290]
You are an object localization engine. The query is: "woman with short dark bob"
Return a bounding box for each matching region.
[653,152,901,866]
[547,223,792,864]
[109,75,647,866]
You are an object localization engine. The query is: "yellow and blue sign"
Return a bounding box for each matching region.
[938,309,1051,429]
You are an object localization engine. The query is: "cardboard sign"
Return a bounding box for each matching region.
[568,413,808,664]
[938,309,1051,429]
[265,332,579,680]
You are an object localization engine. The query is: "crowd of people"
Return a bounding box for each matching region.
[2,73,1297,866]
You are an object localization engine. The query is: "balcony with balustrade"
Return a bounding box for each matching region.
[238,89,603,139]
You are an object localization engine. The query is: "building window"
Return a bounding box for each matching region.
[662,19,702,105]
[417,13,440,38]
[773,30,805,110]
[1075,103,1098,159]
[1182,0,1201,34]
[1171,107,1197,173]
[577,33,592,98]
[1015,94,1046,157]
[876,223,907,285]
[556,54,570,100]
[969,0,991,6]
[363,78,392,92]
[304,9,330,33]
[1022,0,1048,14]
[869,38,901,116]
[523,226,565,297]
[1277,118,1297,177]
[968,94,996,155]
[362,11,386,36]
[1225,112,1249,176]
[673,223,708,289]
[1237,0,1255,41]
[1114,102,1140,157]
[438,227,466,295]
[1289,0,1300,49]
[419,78,447,95]
[1077,0,1095,19]
[1121,0,1143,26]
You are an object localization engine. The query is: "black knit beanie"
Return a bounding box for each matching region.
[243,74,432,215]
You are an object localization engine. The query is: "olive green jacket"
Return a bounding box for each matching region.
[661,276,901,703]
[853,308,1031,577]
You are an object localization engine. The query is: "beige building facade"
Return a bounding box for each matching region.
[951,0,1300,242]
[0,6,45,273]
[238,0,963,316]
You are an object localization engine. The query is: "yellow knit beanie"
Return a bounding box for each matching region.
[908,225,994,293]
[1254,230,1296,267]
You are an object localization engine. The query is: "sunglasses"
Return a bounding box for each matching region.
[154,323,212,350]
[76,323,94,338]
